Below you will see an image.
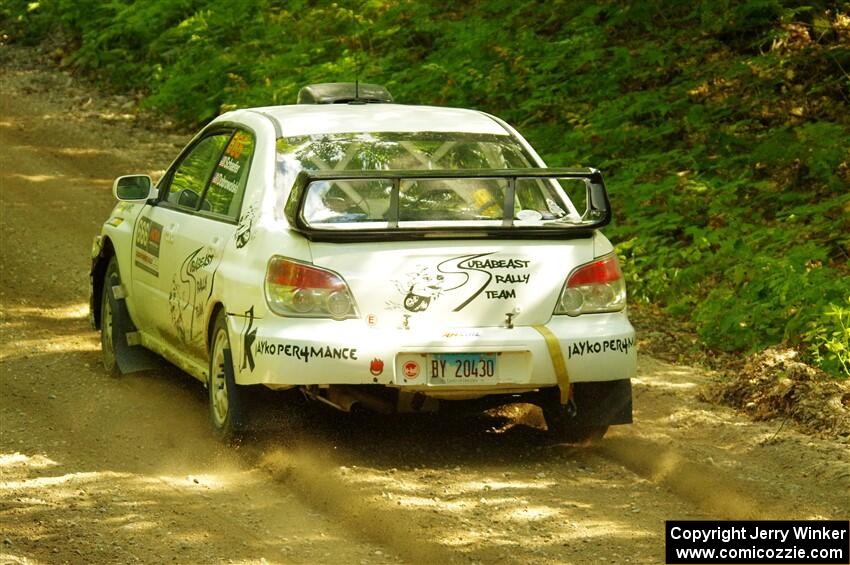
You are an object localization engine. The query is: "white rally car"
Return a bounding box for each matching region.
[90,83,636,442]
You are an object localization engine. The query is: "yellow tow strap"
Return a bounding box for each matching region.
[532,325,571,404]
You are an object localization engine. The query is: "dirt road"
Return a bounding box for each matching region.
[1,45,848,565]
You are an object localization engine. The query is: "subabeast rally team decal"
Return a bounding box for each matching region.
[389,252,531,313]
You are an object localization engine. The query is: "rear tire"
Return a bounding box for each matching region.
[100,257,120,377]
[541,389,608,444]
[208,311,254,442]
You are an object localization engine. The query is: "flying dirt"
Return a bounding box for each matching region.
[1,45,848,565]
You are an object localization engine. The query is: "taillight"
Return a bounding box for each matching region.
[265,257,358,320]
[554,253,626,316]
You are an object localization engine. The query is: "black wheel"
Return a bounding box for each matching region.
[541,389,608,444]
[208,310,252,442]
[100,257,120,377]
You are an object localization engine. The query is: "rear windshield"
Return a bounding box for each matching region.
[277,131,535,171]
[276,132,583,228]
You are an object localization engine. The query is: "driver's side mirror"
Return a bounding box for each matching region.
[113,175,152,201]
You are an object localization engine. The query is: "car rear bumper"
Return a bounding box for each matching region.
[232,310,636,391]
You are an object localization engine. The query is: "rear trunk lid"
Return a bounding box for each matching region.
[309,239,594,329]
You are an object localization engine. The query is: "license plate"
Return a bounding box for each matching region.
[428,353,498,384]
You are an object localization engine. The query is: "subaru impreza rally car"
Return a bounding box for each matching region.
[90,83,636,442]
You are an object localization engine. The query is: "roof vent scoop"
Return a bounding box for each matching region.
[297,82,394,105]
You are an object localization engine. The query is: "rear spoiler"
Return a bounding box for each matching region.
[284,168,611,242]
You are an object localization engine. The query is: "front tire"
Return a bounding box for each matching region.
[208,311,252,442]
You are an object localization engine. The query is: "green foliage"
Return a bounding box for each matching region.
[4,0,848,376]
[804,297,850,376]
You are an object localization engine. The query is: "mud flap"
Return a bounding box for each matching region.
[222,348,234,379]
[221,347,237,396]
[107,274,159,374]
[569,379,633,427]
[221,347,250,432]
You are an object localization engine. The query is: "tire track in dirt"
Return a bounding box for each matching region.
[245,417,766,565]
[600,437,764,520]
[254,445,477,565]
[235,405,721,565]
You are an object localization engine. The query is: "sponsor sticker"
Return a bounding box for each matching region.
[567,337,635,359]
[402,361,420,380]
[134,216,163,276]
[254,341,359,363]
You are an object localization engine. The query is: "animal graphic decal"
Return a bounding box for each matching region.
[235,202,258,249]
[169,246,217,344]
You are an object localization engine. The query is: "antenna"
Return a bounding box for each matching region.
[355,38,363,101]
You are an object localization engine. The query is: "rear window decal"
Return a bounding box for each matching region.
[225,131,251,159]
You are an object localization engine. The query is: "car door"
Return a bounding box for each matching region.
[166,129,256,360]
[130,130,233,346]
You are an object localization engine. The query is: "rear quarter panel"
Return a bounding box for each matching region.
[209,112,314,372]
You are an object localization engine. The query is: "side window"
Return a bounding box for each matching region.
[200,130,255,219]
[167,134,231,209]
